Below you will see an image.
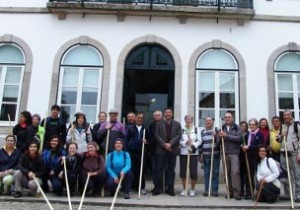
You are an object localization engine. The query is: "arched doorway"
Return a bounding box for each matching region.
[122,44,175,123]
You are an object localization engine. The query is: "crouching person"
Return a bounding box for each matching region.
[13,141,45,198]
[59,142,81,196]
[256,146,281,203]
[106,138,132,199]
[79,142,106,196]
[0,134,21,195]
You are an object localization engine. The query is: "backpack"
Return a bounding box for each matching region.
[266,157,283,178]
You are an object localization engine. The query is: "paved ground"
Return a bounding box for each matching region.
[0,184,299,210]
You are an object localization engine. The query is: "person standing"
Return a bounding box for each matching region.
[153,108,181,196]
[97,109,126,155]
[269,116,282,163]
[219,112,242,200]
[148,110,163,193]
[92,112,107,142]
[279,110,300,202]
[66,112,92,154]
[241,118,264,199]
[179,114,202,196]
[125,112,150,194]
[0,135,21,195]
[13,111,35,153]
[40,105,67,150]
[201,117,220,197]
[259,118,270,147]
[239,121,249,198]
[126,112,136,130]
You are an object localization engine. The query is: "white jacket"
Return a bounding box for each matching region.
[66,126,92,154]
[257,157,281,189]
[180,126,202,155]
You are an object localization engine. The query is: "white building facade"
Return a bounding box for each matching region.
[0,0,300,136]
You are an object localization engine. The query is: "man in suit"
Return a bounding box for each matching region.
[152,108,181,196]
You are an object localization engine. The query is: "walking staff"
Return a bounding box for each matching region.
[7,114,13,134]
[33,176,54,210]
[253,181,264,210]
[208,128,215,197]
[138,129,146,199]
[78,173,90,210]
[110,175,124,210]
[220,118,230,200]
[243,134,254,200]
[63,157,73,210]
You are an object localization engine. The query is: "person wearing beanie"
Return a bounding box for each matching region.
[13,111,36,153]
[66,112,92,154]
[106,138,132,199]
[79,141,106,196]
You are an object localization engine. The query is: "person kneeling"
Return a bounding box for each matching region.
[256,146,281,203]
[106,138,132,199]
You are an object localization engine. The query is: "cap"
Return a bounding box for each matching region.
[108,108,119,114]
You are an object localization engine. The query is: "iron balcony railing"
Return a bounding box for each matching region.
[48,0,253,9]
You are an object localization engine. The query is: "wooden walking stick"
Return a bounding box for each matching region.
[7,114,13,134]
[254,181,264,210]
[243,134,254,200]
[208,132,215,197]
[110,175,124,210]
[33,176,54,210]
[283,135,295,209]
[138,129,146,199]
[63,157,73,210]
[220,118,230,200]
[78,173,90,210]
[185,151,191,197]
[105,128,110,160]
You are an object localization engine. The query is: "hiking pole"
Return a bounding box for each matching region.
[63,157,72,210]
[110,175,124,210]
[220,118,230,200]
[39,111,48,153]
[138,129,146,200]
[243,134,254,200]
[78,173,90,210]
[254,181,264,210]
[283,135,294,209]
[208,132,215,197]
[33,176,54,210]
[105,128,110,160]
[7,114,13,134]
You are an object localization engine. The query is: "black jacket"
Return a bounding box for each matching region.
[17,153,45,178]
[13,124,36,152]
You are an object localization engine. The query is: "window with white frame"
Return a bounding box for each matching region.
[274,51,300,120]
[58,45,103,124]
[195,49,239,127]
[0,44,25,122]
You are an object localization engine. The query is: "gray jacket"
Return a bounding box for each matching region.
[155,120,182,155]
[221,124,241,155]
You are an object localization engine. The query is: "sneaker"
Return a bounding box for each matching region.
[180,190,186,196]
[14,191,22,198]
[141,189,147,195]
[203,192,208,196]
[124,192,130,199]
[189,190,195,197]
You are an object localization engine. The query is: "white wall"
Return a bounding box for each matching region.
[0,0,47,7]
[254,0,300,17]
[0,12,299,123]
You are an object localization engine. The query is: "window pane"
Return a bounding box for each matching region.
[83,69,99,87]
[220,73,235,90]
[277,74,293,91]
[196,49,237,69]
[220,92,235,108]
[297,75,300,91]
[61,87,77,104]
[62,68,79,86]
[81,106,97,124]
[199,92,214,108]
[81,88,98,105]
[0,44,24,64]
[278,92,294,109]
[2,85,19,102]
[275,52,300,72]
[60,105,76,123]
[198,72,214,90]
[5,67,22,83]
[0,66,2,80]
[198,109,215,127]
[0,104,17,121]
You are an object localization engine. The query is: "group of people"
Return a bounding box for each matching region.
[0,105,299,205]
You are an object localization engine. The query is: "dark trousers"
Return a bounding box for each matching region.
[66,171,78,194]
[107,171,133,194]
[241,151,255,197]
[79,172,106,194]
[151,154,158,188]
[129,152,145,190]
[256,181,280,203]
[156,152,177,192]
[42,175,64,194]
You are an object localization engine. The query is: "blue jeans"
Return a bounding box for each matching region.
[203,156,220,193]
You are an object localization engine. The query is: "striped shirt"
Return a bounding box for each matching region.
[201,128,220,158]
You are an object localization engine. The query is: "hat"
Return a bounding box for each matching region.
[87,141,99,151]
[109,108,119,114]
[114,138,124,145]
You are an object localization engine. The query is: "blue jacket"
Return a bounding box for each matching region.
[125,124,151,153]
[42,148,66,175]
[0,147,21,171]
[106,150,131,179]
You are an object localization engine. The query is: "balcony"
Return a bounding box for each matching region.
[47,0,254,24]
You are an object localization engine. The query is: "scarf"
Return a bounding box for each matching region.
[248,128,259,146]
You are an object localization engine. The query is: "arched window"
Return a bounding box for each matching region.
[195,49,239,127]
[274,51,300,120]
[57,45,103,123]
[0,44,25,122]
